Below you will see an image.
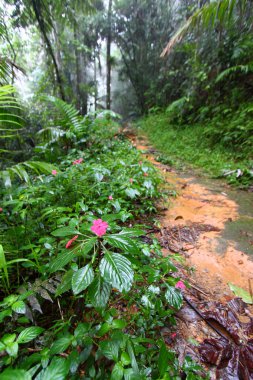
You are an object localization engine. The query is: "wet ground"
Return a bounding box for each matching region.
[130,133,253,301]
[127,131,253,378]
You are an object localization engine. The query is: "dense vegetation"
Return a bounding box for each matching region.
[0,0,252,378]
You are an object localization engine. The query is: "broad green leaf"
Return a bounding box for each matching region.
[165,285,183,310]
[111,362,124,380]
[99,252,134,292]
[228,283,253,304]
[80,237,97,257]
[99,340,120,361]
[50,336,72,355]
[105,232,140,254]
[12,300,26,314]
[41,357,69,380]
[49,250,77,273]
[112,319,127,329]
[51,227,80,237]
[6,341,19,357]
[0,309,12,323]
[97,322,111,337]
[72,264,94,295]
[88,275,111,307]
[125,188,140,199]
[1,369,31,380]
[2,334,16,344]
[127,341,139,374]
[158,342,170,376]
[123,368,141,380]
[121,352,131,366]
[17,327,44,344]
[55,270,74,296]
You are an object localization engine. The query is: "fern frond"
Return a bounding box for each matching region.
[215,64,253,82]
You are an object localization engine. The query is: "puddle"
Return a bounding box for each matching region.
[131,133,253,300]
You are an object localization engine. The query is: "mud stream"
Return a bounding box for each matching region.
[132,135,253,301]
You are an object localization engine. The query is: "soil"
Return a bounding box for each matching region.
[126,128,253,379]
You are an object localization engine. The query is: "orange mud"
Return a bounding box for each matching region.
[132,136,253,301]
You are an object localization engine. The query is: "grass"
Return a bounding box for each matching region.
[138,112,252,187]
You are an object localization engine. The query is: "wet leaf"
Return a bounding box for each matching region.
[228,283,253,304]
[198,298,253,379]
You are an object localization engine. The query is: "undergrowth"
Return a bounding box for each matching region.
[0,101,208,379]
[138,107,253,188]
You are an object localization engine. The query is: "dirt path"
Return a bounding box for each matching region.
[127,131,253,378]
[130,133,253,301]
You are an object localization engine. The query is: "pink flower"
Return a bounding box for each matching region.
[0,208,3,213]
[129,178,133,183]
[175,280,186,290]
[91,219,108,237]
[108,195,113,200]
[72,158,83,165]
[139,161,143,165]
[66,235,79,249]
[52,170,57,175]
[171,332,177,339]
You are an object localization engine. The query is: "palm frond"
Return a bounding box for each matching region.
[0,161,58,188]
[0,85,23,129]
[215,63,253,82]
[161,0,248,57]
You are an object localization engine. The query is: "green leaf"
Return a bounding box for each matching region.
[80,237,97,257]
[55,270,74,296]
[72,264,94,295]
[50,336,72,355]
[105,232,140,254]
[121,352,131,366]
[99,340,120,361]
[125,188,140,199]
[97,322,111,337]
[41,357,69,380]
[2,334,16,345]
[158,342,170,376]
[112,319,127,330]
[165,285,183,310]
[12,300,26,314]
[99,252,134,292]
[0,244,9,288]
[51,227,80,237]
[49,250,77,273]
[123,368,140,380]
[6,341,19,357]
[111,362,124,380]
[88,275,111,308]
[228,283,253,304]
[17,327,44,344]
[1,369,31,380]
[127,341,139,374]
[0,308,12,323]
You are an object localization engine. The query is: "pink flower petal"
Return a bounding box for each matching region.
[175,280,186,290]
[66,235,79,249]
[52,170,57,175]
[0,208,3,213]
[108,195,113,200]
[91,219,108,237]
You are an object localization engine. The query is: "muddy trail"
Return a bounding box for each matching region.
[126,130,253,379]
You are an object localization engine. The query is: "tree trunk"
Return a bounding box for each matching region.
[106,0,112,110]
[31,0,65,100]
[74,22,82,112]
